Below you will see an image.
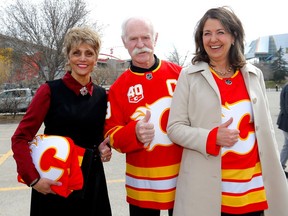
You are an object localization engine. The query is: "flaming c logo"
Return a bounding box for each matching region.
[29,135,71,180]
[221,100,255,156]
[131,97,173,151]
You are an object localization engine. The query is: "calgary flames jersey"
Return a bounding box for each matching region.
[105,60,183,209]
[18,134,84,197]
[211,69,268,214]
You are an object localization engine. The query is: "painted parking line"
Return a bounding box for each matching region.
[107,179,125,183]
[0,186,28,191]
[0,149,13,165]
[0,149,125,192]
[0,179,125,192]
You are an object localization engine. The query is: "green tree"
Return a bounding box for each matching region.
[0,0,102,82]
[271,47,288,82]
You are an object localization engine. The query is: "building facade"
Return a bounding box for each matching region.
[245,33,288,63]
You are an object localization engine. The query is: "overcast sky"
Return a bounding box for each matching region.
[2,0,286,60]
[87,0,286,60]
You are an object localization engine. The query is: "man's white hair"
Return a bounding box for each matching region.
[121,16,157,42]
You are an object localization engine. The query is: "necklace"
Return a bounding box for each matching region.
[209,64,233,76]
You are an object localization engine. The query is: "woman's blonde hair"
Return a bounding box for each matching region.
[62,26,101,71]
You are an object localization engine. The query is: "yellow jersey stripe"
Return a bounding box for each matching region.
[126,163,180,178]
[222,162,262,180]
[222,190,267,207]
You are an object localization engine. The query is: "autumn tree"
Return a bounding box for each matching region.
[0,48,13,86]
[0,0,102,84]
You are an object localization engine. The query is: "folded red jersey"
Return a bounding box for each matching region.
[18,134,85,197]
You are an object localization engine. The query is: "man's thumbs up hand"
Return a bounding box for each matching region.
[136,110,155,144]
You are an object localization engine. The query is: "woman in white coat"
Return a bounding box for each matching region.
[167,6,288,216]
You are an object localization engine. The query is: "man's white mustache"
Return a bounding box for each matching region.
[132,47,153,55]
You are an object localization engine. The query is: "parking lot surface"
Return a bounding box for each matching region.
[0,90,284,216]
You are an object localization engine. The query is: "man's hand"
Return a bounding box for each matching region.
[99,137,112,162]
[136,110,155,145]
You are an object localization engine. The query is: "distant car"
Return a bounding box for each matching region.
[0,88,34,113]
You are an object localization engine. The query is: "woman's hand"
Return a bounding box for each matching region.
[216,117,240,147]
[32,178,62,195]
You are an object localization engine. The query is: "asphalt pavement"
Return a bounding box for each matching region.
[0,89,284,216]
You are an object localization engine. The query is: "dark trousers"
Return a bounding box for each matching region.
[129,204,173,216]
[221,211,263,216]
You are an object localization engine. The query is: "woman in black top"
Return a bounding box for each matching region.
[11,26,112,216]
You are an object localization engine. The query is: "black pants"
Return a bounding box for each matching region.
[129,204,173,216]
[221,211,264,216]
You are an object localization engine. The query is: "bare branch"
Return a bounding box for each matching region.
[0,0,101,83]
[166,45,190,67]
